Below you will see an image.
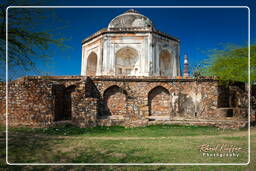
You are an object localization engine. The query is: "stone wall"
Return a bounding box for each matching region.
[0,76,82,127]
[0,76,251,128]
[0,78,54,126]
[0,82,6,124]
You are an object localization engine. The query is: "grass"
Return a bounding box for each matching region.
[7,124,237,137]
[0,124,255,170]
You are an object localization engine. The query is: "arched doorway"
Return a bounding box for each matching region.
[115,47,139,75]
[148,86,171,120]
[159,50,172,76]
[86,52,97,76]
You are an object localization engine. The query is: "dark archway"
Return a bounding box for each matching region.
[64,85,76,120]
[53,84,76,121]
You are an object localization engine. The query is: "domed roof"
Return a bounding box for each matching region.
[107,9,155,31]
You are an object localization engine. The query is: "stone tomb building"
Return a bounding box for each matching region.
[81,9,180,77]
[0,9,250,128]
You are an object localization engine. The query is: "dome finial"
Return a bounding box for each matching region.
[125,9,139,14]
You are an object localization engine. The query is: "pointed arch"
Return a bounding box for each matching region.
[86,52,98,76]
[101,85,128,118]
[115,47,139,75]
[148,86,171,120]
[159,49,172,76]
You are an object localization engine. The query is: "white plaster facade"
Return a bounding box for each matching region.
[81,9,181,77]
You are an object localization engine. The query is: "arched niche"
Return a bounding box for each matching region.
[148,86,171,120]
[102,85,128,118]
[115,47,139,75]
[86,52,97,76]
[159,50,172,76]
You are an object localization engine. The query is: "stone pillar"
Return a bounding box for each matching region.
[148,34,153,75]
[155,43,160,75]
[177,44,181,76]
[102,36,109,75]
[71,84,97,128]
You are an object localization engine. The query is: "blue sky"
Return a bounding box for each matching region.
[8,0,255,77]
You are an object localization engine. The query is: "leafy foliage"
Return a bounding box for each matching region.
[0,0,68,80]
[198,44,256,84]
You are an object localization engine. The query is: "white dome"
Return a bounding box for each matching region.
[108,9,154,31]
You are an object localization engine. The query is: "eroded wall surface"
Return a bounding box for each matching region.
[0,76,250,128]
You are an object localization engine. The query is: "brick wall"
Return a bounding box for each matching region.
[0,78,54,126]
[0,82,6,124]
[0,76,250,128]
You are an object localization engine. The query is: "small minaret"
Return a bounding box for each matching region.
[183,53,189,77]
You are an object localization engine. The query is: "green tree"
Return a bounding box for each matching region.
[0,0,68,80]
[199,44,256,84]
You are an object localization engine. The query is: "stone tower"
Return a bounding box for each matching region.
[81,9,181,77]
[183,54,189,77]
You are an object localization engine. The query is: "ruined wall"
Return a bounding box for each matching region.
[92,77,219,121]
[71,81,98,127]
[0,78,54,126]
[0,76,250,128]
[0,82,6,125]
[0,76,83,127]
[72,76,249,128]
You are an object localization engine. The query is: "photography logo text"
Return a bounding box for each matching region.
[198,144,242,158]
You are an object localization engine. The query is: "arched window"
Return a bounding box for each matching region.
[115,47,139,75]
[86,52,97,76]
[159,50,172,76]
